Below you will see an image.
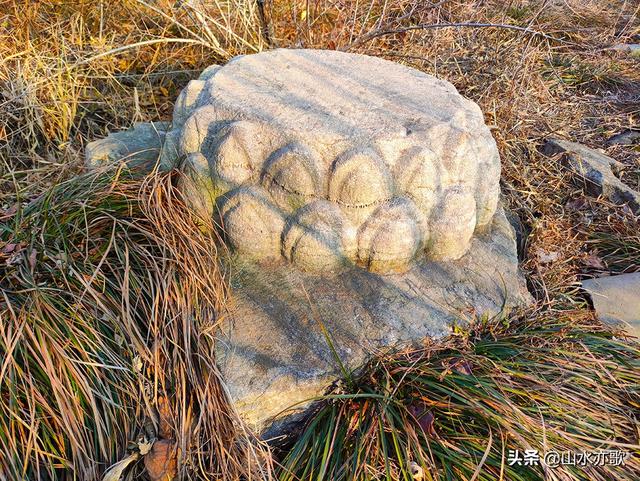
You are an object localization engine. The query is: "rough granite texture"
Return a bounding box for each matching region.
[220,205,530,434]
[85,49,532,433]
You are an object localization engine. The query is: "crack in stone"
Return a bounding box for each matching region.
[333,197,392,209]
[263,173,318,198]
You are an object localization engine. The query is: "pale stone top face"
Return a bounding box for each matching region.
[161,49,501,273]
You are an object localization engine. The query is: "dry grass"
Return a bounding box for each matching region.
[1,0,640,480]
[1,168,272,480]
[278,311,640,481]
[0,0,264,198]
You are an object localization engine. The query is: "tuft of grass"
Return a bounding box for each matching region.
[583,211,640,275]
[544,55,626,92]
[588,231,640,274]
[0,167,272,480]
[278,312,640,481]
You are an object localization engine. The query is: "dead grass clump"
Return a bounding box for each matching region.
[278,311,640,481]
[0,168,272,480]
[0,0,264,199]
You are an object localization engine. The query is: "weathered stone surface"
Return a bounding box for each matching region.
[583,273,640,336]
[84,49,532,434]
[162,49,502,273]
[543,138,640,212]
[218,205,531,434]
[606,130,640,146]
[85,121,170,170]
[613,44,640,56]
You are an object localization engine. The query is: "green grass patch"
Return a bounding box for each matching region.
[0,168,270,480]
[278,314,640,481]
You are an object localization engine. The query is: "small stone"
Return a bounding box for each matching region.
[612,44,640,56]
[543,138,640,212]
[536,249,560,265]
[85,121,170,170]
[582,273,640,336]
[606,130,640,146]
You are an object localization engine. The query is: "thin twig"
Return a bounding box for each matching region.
[256,0,274,47]
[428,0,453,8]
[134,0,212,49]
[349,0,444,49]
[341,22,581,51]
[74,38,208,67]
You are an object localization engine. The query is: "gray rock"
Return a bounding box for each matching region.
[582,273,640,336]
[84,50,533,435]
[218,205,531,434]
[543,138,640,212]
[85,121,170,170]
[612,44,640,56]
[163,49,503,272]
[606,130,640,146]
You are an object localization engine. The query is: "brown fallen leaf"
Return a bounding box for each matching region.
[453,359,473,376]
[144,439,177,481]
[565,196,588,211]
[28,248,37,271]
[407,402,436,437]
[2,243,17,254]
